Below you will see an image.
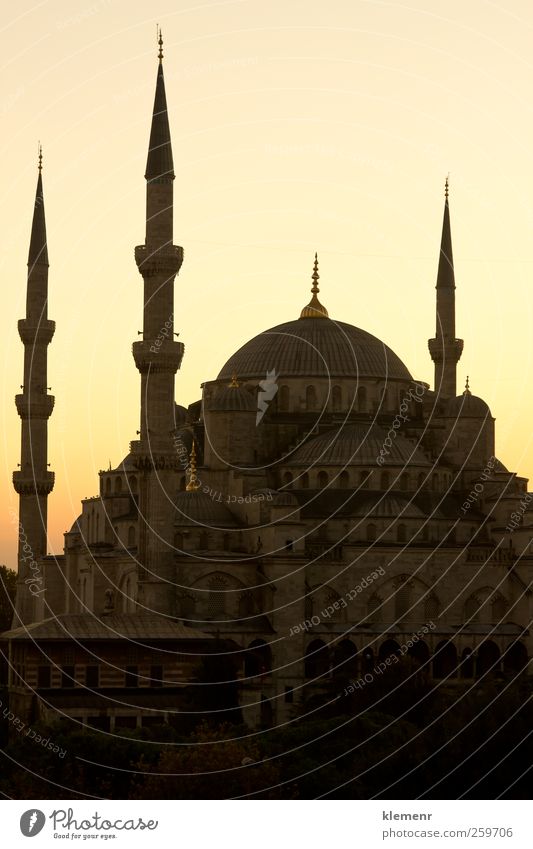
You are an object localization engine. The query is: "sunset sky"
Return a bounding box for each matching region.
[2,0,533,568]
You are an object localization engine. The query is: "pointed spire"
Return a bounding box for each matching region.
[436,175,454,290]
[28,144,48,267]
[464,375,471,395]
[299,252,329,319]
[145,31,174,181]
[186,442,200,491]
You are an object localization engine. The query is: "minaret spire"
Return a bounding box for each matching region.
[428,178,463,398]
[299,252,329,319]
[13,151,55,625]
[132,40,184,617]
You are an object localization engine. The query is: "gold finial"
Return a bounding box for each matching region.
[229,373,240,388]
[38,142,42,173]
[464,375,471,395]
[445,174,449,200]
[157,25,163,61]
[299,252,329,319]
[186,442,200,491]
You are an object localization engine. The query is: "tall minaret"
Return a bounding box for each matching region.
[132,31,184,616]
[428,178,463,399]
[13,147,55,626]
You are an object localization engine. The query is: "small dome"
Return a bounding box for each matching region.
[174,490,238,528]
[290,423,432,467]
[174,404,187,425]
[273,492,299,507]
[209,383,256,412]
[446,393,491,418]
[68,514,83,534]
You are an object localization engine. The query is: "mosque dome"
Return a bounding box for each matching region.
[217,256,412,383]
[446,380,491,418]
[289,423,432,467]
[208,379,256,412]
[174,490,238,528]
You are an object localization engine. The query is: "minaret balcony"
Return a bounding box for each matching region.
[13,470,55,496]
[132,340,184,374]
[428,337,464,364]
[134,244,184,278]
[15,393,55,420]
[18,319,55,345]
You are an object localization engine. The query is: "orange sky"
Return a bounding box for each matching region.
[2,0,533,569]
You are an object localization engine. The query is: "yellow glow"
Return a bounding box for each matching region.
[2,1,533,567]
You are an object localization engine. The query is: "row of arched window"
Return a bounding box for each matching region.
[103,475,138,496]
[276,384,414,414]
[282,469,451,491]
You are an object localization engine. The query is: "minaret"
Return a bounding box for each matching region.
[12,147,55,626]
[428,178,463,398]
[131,31,184,616]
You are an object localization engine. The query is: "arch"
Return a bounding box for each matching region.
[433,641,457,678]
[317,470,329,488]
[491,594,507,621]
[305,385,317,411]
[129,475,137,493]
[283,471,293,488]
[339,470,349,489]
[394,578,410,620]
[95,514,100,542]
[399,473,408,491]
[238,591,255,618]
[333,639,358,677]
[199,531,209,549]
[115,476,122,494]
[503,641,528,674]
[245,639,272,677]
[180,593,196,619]
[279,384,290,412]
[408,640,429,666]
[477,640,500,677]
[432,473,439,491]
[174,532,184,549]
[208,573,228,618]
[357,386,367,412]
[301,472,310,489]
[127,526,136,548]
[465,595,480,622]
[424,594,440,621]
[361,646,374,673]
[304,639,330,679]
[360,470,370,488]
[332,385,342,412]
[105,478,111,495]
[367,593,382,620]
[379,639,401,660]
[417,472,426,490]
[460,648,475,679]
[380,471,390,490]
[367,523,377,542]
[397,523,407,543]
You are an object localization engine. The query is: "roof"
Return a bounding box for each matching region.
[289,423,432,467]
[446,393,492,418]
[1,614,213,642]
[218,318,412,381]
[208,384,256,412]
[28,171,48,267]
[145,61,174,180]
[174,490,239,528]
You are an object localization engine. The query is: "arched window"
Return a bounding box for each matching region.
[367,523,377,542]
[115,476,122,494]
[425,594,440,620]
[461,648,474,678]
[129,475,137,493]
[95,514,100,542]
[503,641,527,673]
[360,471,370,488]
[465,595,480,622]
[476,640,500,677]
[339,470,349,489]
[417,472,426,489]
[433,641,457,678]
[208,574,227,618]
[397,523,407,543]
[279,385,290,412]
[306,385,317,411]
[333,640,357,676]
[432,473,439,491]
[491,594,507,621]
[379,640,401,660]
[283,471,293,488]
[127,526,136,547]
[394,579,410,620]
[180,593,196,619]
[400,473,408,491]
[381,471,390,490]
[174,532,184,549]
[317,470,329,488]
[367,594,382,620]
[357,386,367,412]
[199,532,209,549]
[304,640,329,678]
[105,478,111,495]
[332,385,342,412]
[301,472,310,489]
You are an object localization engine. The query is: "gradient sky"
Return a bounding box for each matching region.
[2,0,533,569]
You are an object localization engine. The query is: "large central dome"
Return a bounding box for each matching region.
[218,317,412,381]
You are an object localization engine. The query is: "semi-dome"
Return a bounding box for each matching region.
[446,393,491,418]
[355,494,426,519]
[218,317,412,382]
[209,381,256,412]
[289,423,432,467]
[174,490,238,528]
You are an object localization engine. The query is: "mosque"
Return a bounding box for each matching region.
[2,35,532,731]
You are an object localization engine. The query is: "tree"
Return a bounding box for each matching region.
[0,566,17,633]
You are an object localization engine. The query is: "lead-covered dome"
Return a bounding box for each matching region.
[218,317,412,382]
[174,490,238,528]
[289,423,432,467]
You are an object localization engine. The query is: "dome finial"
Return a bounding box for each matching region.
[229,373,239,387]
[157,25,163,61]
[38,142,42,173]
[445,173,449,200]
[186,442,200,491]
[464,375,471,395]
[299,252,329,319]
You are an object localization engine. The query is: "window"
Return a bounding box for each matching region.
[150,665,163,688]
[339,470,349,489]
[301,472,309,489]
[125,666,139,688]
[357,386,367,412]
[332,385,342,412]
[283,471,293,487]
[127,526,136,547]
[284,686,294,703]
[306,385,317,411]
[105,478,111,495]
[317,470,329,488]
[397,523,407,543]
[174,532,184,549]
[115,476,122,494]
[86,666,99,688]
[61,665,75,688]
[367,523,377,542]
[425,595,440,620]
[400,473,408,491]
[381,471,390,490]
[37,665,51,689]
